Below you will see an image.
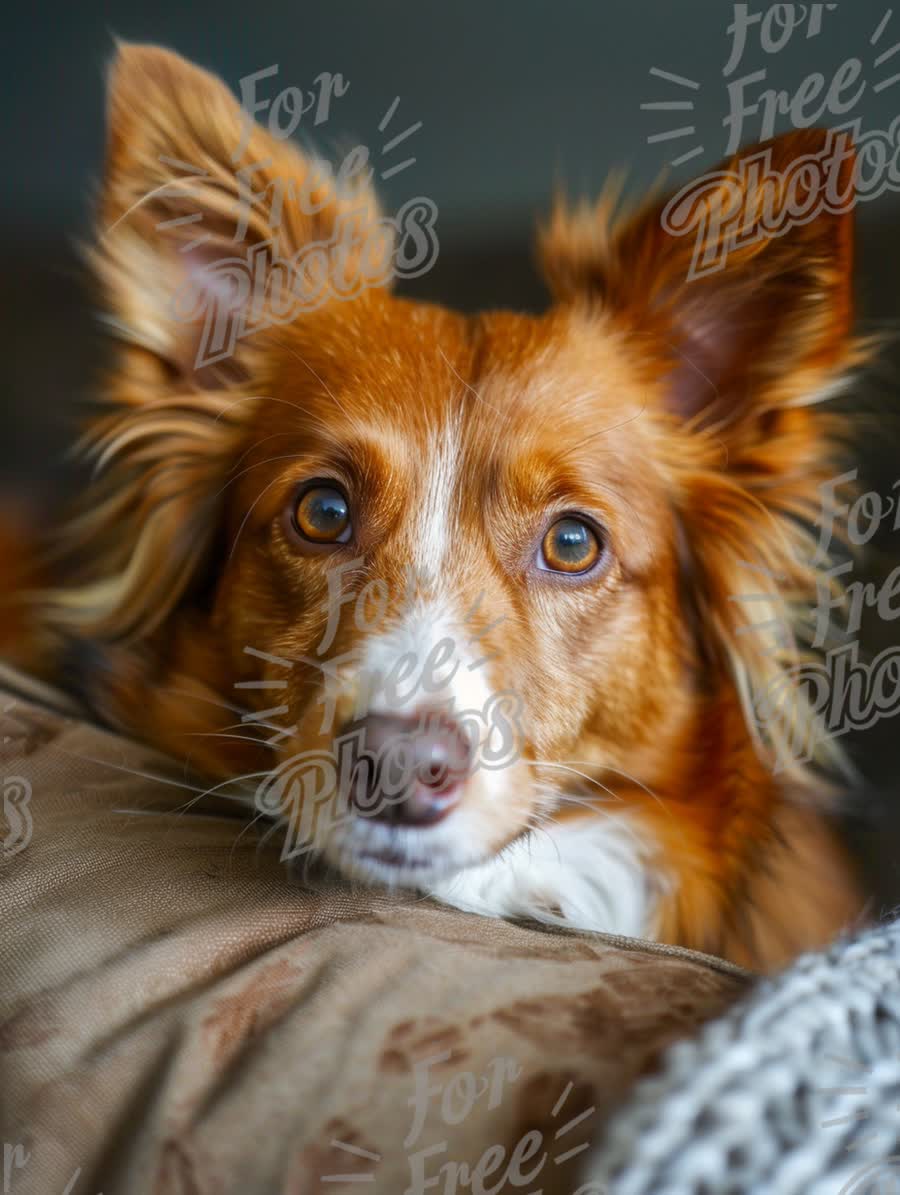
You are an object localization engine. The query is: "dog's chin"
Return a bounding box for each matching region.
[321,813,499,889]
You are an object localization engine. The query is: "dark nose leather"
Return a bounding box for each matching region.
[342,711,472,826]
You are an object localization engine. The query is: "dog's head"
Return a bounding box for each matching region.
[46,45,860,888]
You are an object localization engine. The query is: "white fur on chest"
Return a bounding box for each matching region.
[426,815,668,939]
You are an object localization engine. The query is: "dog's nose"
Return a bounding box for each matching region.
[343,712,472,826]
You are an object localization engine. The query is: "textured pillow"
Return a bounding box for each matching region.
[0,674,747,1194]
[583,914,900,1194]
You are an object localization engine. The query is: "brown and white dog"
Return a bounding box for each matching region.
[7,45,869,969]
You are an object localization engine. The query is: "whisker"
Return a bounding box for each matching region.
[163,685,251,718]
[54,746,208,797]
[165,769,271,820]
[558,758,665,806]
[182,730,276,747]
[550,400,649,465]
[267,334,353,419]
[227,475,286,560]
[217,451,319,497]
[438,348,508,420]
[256,815,285,856]
[526,760,624,800]
[101,174,207,237]
[228,810,268,866]
[213,392,311,425]
[552,792,615,814]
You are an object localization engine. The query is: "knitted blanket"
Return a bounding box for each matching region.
[583,917,900,1194]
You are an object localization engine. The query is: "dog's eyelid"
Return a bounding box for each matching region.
[539,506,609,538]
[290,472,352,495]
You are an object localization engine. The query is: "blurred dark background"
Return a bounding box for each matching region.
[4,0,900,907]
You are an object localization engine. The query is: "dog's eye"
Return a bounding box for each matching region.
[539,517,603,575]
[291,485,352,544]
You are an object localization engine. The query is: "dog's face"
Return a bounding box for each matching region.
[61,46,857,894]
[217,297,684,883]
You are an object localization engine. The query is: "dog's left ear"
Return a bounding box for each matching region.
[540,130,864,773]
[540,128,857,425]
[39,44,390,662]
[51,44,391,643]
[96,42,388,384]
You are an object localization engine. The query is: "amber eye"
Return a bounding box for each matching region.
[539,517,603,575]
[291,485,351,544]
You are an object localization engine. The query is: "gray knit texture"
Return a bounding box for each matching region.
[582,918,900,1194]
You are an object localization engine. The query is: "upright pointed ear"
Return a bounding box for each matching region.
[40,45,391,653]
[95,42,388,383]
[540,130,866,775]
[540,128,858,424]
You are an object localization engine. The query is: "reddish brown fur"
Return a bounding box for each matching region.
[8,45,870,969]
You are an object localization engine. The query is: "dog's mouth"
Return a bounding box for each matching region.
[326,808,497,887]
[312,711,483,883]
[324,785,542,890]
[267,687,531,885]
[357,845,434,869]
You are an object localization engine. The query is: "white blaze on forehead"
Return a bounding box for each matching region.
[413,419,460,577]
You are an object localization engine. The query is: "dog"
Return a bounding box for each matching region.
[7,44,869,970]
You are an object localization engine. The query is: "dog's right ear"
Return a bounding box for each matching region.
[96,42,386,384]
[539,130,865,778]
[40,45,389,652]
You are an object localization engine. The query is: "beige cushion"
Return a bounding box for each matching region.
[0,675,749,1194]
